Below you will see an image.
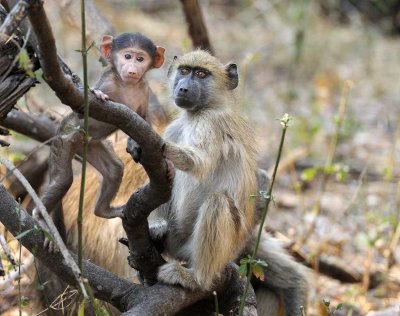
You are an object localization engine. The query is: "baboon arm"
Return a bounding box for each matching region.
[163,141,211,181]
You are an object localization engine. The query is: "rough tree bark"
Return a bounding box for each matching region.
[0,3,38,121]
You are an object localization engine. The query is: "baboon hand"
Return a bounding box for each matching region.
[32,208,58,253]
[126,137,142,163]
[91,88,109,101]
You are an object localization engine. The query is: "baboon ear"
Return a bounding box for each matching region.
[154,46,166,68]
[100,35,113,59]
[226,63,239,90]
[167,56,178,78]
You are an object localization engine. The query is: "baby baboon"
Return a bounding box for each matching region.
[33,33,165,249]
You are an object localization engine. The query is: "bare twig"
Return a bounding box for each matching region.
[0,155,88,297]
[0,251,4,276]
[0,233,17,268]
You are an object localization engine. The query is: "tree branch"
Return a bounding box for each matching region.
[180,0,214,54]
[0,184,132,309]
[1,109,58,142]
[0,0,29,43]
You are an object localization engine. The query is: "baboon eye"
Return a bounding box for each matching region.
[137,56,144,62]
[124,53,132,60]
[196,70,207,78]
[180,67,190,75]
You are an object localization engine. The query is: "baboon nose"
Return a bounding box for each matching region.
[179,87,188,93]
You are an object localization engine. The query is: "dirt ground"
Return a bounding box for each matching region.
[1,0,400,315]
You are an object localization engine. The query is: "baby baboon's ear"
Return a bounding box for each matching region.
[225,63,238,90]
[154,46,166,68]
[100,35,113,59]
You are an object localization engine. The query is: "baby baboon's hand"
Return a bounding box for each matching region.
[32,208,58,253]
[91,88,110,101]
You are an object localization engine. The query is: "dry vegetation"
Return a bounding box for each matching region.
[1,0,400,315]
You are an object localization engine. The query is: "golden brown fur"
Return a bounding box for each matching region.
[62,138,146,279]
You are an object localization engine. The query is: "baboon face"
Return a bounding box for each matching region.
[170,51,239,112]
[172,66,213,111]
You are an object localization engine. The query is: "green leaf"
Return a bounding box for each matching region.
[240,256,251,265]
[17,49,35,77]
[98,303,111,316]
[78,298,87,316]
[322,299,330,307]
[301,167,318,181]
[239,262,248,277]
[14,228,34,241]
[98,56,108,67]
[259,191,271,200]
[37,284,45,291]
[323,165,335,174]
[20,296,29,308]
[42,230,55,243]
[255,259,268,269]
[333,164,349,181]
[336,303,343,310]
[34,68,43,80]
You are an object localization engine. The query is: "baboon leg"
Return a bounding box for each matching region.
[158,193,241,291]
[87,140,124,218]
[41,134,80,211]
[32,126,82,251]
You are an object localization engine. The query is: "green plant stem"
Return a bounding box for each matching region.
[298,81,351,247]
[77,2,104,312]
[238,115,290,316]
[77,0,90,273]
[387,179,400,270]
[17,199,22,316]
[33,257,54,316]
[213,291,220,316]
